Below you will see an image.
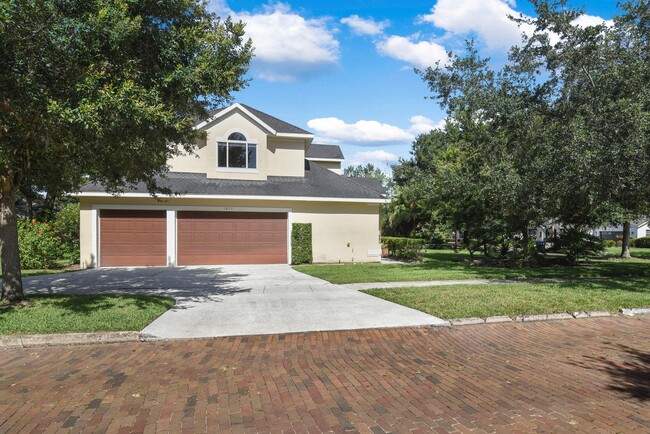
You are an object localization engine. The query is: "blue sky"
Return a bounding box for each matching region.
[210,0,617,170]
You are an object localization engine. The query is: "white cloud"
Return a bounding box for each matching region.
[341,15,389,36]
[227,3,339,82]
[572,14,614,28]
[376,35,448,68]
[349,150,399,166]
[307,115,445,146]
[408,115,446,135]
[419,0,533,52]
[307,117,413,145]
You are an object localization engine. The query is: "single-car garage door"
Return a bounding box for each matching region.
[100,210,167,267]
[177,211,287,265]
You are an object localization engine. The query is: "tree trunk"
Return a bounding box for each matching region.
[621,221,632,259]
[0,180,24,302]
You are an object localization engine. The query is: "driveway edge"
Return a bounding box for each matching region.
[2,308,648,348]
[0,331,141,348]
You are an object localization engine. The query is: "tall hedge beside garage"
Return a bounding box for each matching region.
[292,223,313,264]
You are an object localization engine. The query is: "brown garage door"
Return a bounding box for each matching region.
[100,210,167,267]
[177,211,287,265]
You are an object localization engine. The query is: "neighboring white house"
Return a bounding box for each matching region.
[590,220,649,240]
[75,103,388,268]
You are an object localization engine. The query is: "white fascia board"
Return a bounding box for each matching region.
[306,157,344,163]
[75,191,389,204]
[195,103,278,135]
[276,133,314,139]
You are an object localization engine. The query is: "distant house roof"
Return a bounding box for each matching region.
[306,144,344,160]
[200,103,312,136]
[78,161,385,201]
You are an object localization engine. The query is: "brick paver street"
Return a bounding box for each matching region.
[1,316,649,433]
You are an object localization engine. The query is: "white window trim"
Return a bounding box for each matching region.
[216,130,259,172]
[92,204,292,268]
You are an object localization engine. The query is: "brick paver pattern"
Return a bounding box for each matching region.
[1,316,649,433]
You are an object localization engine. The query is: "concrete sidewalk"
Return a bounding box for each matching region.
[24,265,449,339]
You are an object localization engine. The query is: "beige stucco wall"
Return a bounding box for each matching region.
[79,196,382,268]
[168,109,310,180]
[310,160,342,175]
[267,138,306,177]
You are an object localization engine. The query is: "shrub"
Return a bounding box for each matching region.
[381,237,427,261]
[554,229,605,263]
[291,223,312,264]
[18,220,64,269]
[634,237,650,248]
[603,239,616,248]
[53,203,80,263]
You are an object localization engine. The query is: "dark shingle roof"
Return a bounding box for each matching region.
[305,144,344,160]
[80,161,385,200]
[201,103,312,135]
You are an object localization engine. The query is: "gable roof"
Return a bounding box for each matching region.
[198,103,312,136]
[77,161,386,202]
[306,144,344,160]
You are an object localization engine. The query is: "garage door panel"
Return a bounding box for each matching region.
[100,210,167,267]
[177,211,287,265]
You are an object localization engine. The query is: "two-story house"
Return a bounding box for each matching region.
[76,103,387,268]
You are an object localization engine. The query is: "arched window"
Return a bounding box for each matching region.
[217,132,257,169]
[228,132,247,141]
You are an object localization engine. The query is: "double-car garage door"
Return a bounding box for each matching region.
[99,210,287,267]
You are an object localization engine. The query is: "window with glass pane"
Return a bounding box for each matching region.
[217,133,257,169]
[228,143,246,168]
[217,142,227,167]
[247,144,257,169]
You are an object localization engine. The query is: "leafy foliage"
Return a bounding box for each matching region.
[52,203,80,263]
[634,237,650,248]
[291,223,313,265]
[0,0,253,300]
[552,229,605,263]
[390,1,650,266]
[17,220,63,269]
[381,237,427,261]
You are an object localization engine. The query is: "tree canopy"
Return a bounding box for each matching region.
[390,0,650,262]
[0,0,253,301]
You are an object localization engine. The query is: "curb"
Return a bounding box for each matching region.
[448,308,650,326]
[0,331,141,348]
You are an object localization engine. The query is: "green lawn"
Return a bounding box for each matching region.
[0,294,175,335]
[364,277,650,319]
[295,249,650,284]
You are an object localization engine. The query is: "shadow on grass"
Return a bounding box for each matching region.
[417,250,650,278]
[571,345,650,401]
[0,294,174,316]
[550,277,650,294]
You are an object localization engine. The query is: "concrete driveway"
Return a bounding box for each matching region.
[24,265,448,339]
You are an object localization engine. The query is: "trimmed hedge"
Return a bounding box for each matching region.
[635,237,650,248]
[291,223,313,264]
[381,237,427,261]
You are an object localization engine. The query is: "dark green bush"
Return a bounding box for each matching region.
[634,237,650,248]
[381,237,427,261]
[18,220,64,269]
[291,223,312,264]
[53,203,80,263]
[603,239,616,248]
[555,229,605,263]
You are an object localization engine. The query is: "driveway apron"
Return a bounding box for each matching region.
[24,265,448,339]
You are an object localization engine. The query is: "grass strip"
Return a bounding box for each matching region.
[0,294,175,335]
[364,277,650,319]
